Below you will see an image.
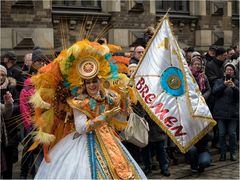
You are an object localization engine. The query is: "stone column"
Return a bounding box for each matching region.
[224,30,232,47]
[101,0,121,12]
[43,0,51,9]
[149,0,156,14]
[108,29,129,47]
[226,1,232,17]
[190,0,206,16]
[195,30,212,50]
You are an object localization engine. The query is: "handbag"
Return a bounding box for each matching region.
[122,112,149,148]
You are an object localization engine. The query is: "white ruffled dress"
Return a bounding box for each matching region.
[35,109,146,179]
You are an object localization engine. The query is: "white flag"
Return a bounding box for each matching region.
[133,17,216,153]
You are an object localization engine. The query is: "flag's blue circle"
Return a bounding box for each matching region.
[160,67,184,96]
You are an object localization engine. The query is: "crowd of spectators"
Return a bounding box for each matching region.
[0,26,239,178]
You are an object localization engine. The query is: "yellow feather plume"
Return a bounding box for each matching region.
[67,44,82,58]
[41,108,55,133]
[128,87,137,104]
[30,90,51,109]
[39,88,55,104]
[107,44,122,53]
[31,73,59,89]
[33,129,56,144]
[110,118,128,131]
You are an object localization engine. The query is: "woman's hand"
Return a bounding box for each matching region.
[86,115,108,132]
[228,80,235,88]
[224,79,231,87]
[103,106,121,119]
[3,91,14,104]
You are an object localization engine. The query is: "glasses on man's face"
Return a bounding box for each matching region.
[136,51,144,54]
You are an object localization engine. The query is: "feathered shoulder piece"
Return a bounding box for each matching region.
[29,51,75,162]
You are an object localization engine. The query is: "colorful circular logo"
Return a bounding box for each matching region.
[77,57,99,79]
[160,67,184,96]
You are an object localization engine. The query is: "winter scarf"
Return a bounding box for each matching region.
[191,68,206,92]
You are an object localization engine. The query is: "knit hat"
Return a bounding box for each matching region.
[191,51,201,59]
[3,51,17,62]
[0,65,7,75]
[215,47,226,57]
[191,55,203,65]
[32,47,45,62]
[224,62,236,72]
[186,47,195,52]
[128,63,138,69]
[209,45,217,51]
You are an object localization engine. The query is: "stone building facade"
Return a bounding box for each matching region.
[1,0,239,60]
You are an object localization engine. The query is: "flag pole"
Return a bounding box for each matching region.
[159,8,171,22]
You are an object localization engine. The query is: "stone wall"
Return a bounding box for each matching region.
[1,0,53,57]
[1,0,239,57]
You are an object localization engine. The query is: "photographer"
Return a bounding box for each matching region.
[0,65,19,179]
[212,63,239,161]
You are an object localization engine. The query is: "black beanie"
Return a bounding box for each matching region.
[215,47,226,57]
[32,46,45,62]
[209,45,217,51]
[4,51,17,62]
[186,47,195,52]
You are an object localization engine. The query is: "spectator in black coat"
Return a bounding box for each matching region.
[205,47,227,88]
[129,46,145,65]
[143,26,155,47]
[2,51,24,93]
[205,47,227,149]
[29,47,47,75]
[21,53,32,80]
[212,63,239,161]
[204,45,217,64]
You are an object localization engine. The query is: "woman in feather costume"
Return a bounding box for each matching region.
[29,40,146,179]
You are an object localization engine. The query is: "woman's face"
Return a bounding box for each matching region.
[0,70,7,85]
[225,66,235,77]
[85,77,100,97]
[191,60,202,71]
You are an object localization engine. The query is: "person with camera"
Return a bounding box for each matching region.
[1,91,14,177]
[0,65,19,179]
[212,63,239,161]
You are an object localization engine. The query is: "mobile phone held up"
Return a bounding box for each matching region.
[225,74,232,81]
